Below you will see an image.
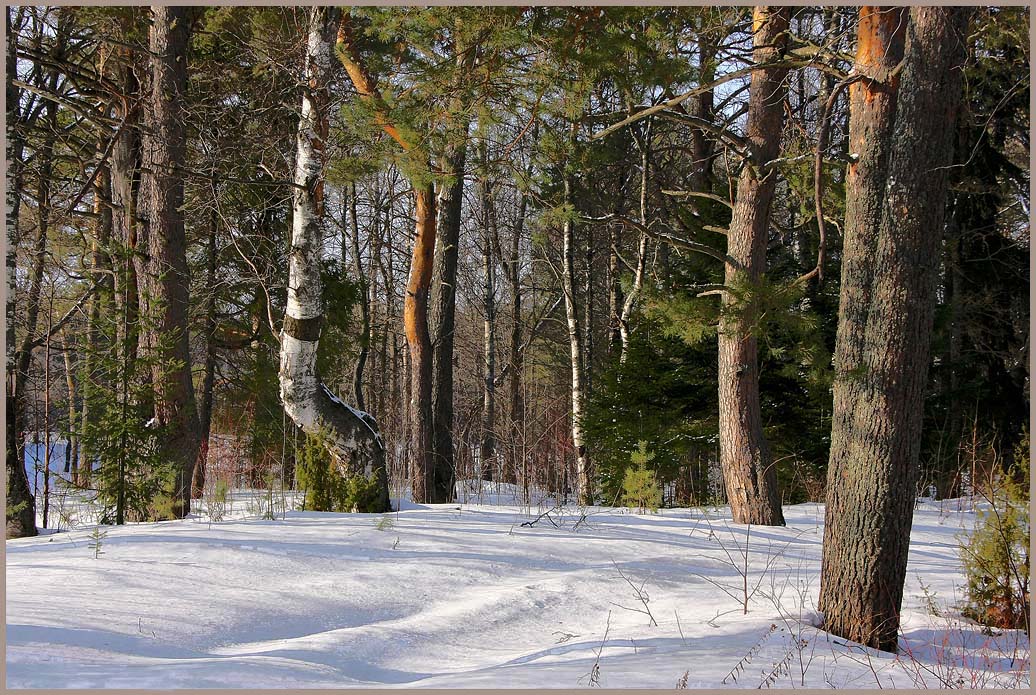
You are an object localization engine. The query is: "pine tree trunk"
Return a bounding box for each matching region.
[819,6,970,653]
[430,137,466,502]
[280,6,389,510]
[717,6,788,526]
[140,6,200,515]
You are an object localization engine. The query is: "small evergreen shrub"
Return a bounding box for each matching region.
[959,429,1030,631]
[296,428,383,513]
[622,441,662,513]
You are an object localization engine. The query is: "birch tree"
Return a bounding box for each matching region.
[279,6,390,513]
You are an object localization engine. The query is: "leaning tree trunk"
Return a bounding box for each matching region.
[140,6,200,516]
[819,6,970,653]
[5,6,36,537]
[279,6,390,512]
[717,6,788,526]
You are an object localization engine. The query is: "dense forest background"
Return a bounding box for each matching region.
[5,5,1028,521]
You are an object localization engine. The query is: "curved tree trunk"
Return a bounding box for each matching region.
[819,6,970,653]
[717,6,788,526]
[279,6,389,512]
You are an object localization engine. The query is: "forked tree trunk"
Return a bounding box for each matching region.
[819,6,970,653]
[279,6,389,512]
[717,6,788,526]
[619,121,653,365]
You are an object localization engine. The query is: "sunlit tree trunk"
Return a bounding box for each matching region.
[717,6,788,526]
[279,6,389,511]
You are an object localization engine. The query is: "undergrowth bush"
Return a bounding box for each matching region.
[959,429,1030,632]
[296,428,382,513]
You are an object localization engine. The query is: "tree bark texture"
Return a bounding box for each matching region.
[140,6,200,515]
[5,6,37,537]
[819,6,970,653]
[717,6,788,526]
[279,6,390,512]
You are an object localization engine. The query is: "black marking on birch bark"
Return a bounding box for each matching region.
[283,314,323,341]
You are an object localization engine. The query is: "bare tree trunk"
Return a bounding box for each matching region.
[192,210,219,498]
[279,6,389,511]
[819,6,970,653]
[506,189,526,489]
[619,121,653,364]
[61,333,78,476]
[430,138,466,502]
[479,159,497,482]
[607,223,623,355]
[5,6,36,538]
[561,124,592,506]
[349,183,370,412]
[717,6,788,526]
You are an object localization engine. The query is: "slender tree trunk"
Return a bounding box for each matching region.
[717,6,788,526]
[349,182,370,412]
[140,6,200,515]
[279,7,389,511]
[607,223,623,355]
[619,122,653,364]
[5,7,36,538]
[561,124,592,506]
[479,161,497,482]
[61,333,78,476]
[820,6,970,653]
[191,210,219,498]
[507,190,526,490]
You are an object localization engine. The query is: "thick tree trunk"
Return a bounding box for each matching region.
[5,7,36,538]
[717,6,788,526]
[430,136,466,502]
[819,6,970,653]
[279,7,389,512]
[140,6,199,515]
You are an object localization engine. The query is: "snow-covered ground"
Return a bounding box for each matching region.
[6,487,1030,689]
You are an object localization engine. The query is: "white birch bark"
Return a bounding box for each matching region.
[278,7,389,511]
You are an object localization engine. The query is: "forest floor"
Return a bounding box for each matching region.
[5,484,1030,688]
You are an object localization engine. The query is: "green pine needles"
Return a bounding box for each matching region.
[296,428,383,513]
[621,441,662,514]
